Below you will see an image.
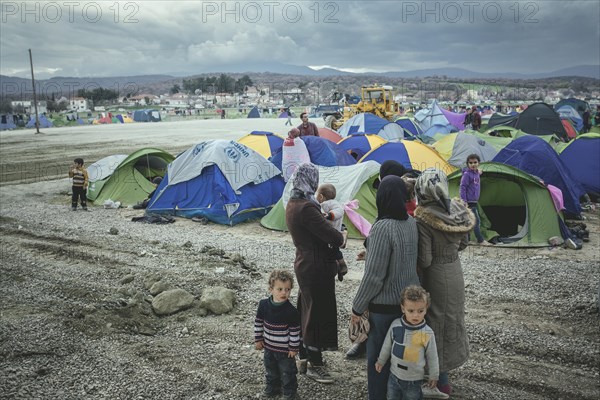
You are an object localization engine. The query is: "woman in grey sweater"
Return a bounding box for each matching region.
[351,175,420,400]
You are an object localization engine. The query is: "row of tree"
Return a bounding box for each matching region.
[180,74,253,95]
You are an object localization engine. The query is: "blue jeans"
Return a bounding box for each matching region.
[469,204,485,243]
[387,376,423,400]
[367,311,402,400]
[263,349,297,396]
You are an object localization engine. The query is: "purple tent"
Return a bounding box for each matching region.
[441,108,466,130]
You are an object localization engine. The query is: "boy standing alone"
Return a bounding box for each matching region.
[255,270,301,399]
[69,158,88,211]
[460,154,490,245]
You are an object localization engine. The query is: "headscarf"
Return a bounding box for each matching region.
[373,160,408,189]
[290,163,319,203]
[415,168,451,213]
[376,175,409,221]
[380,160,408,179]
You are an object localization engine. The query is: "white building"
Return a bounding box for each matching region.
[69,97,89,112]
[11,100,48,114]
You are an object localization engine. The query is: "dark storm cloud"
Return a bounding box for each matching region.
[0,0,598,78]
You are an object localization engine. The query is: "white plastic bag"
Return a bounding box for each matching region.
[103,199,121,209]
[282,138,310,182]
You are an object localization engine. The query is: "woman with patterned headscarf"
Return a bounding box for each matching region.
[414,168,475,397]
[285,163,345,384]
[351,175,420,400]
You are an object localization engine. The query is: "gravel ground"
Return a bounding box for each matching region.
[1,123,599,399]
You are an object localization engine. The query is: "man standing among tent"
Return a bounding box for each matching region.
[471,106,482,131]
[297,113,319,137]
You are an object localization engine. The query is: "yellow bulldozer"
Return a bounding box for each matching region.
[324,84,398,131]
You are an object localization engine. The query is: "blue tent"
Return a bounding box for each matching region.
[147,140,285,225]
[338,113,407,141]
[493,135,585,216]
[247,106,261,118]
[559,133,600,195]
[25,114,53,128]
[337,133,387,161]
[394,117,422,138]
[270,136,356,170]
[0,114,17,130]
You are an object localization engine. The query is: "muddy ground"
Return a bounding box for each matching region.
[0,122,599,400]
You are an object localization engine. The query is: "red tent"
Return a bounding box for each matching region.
[561,120,577,139]
[317,127,342,143]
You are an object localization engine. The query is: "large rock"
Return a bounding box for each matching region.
[149,280,172,296]
[151,289,194,316]
[199,287,235,315]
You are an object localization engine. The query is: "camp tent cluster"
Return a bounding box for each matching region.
[70,99,597,248]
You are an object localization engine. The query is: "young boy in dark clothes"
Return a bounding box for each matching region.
[255,270,301,399]
[69,158,88,211]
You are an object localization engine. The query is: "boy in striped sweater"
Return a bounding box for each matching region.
[255,270,301,399]
[69,158,88,211]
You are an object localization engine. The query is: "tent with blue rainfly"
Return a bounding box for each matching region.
[147,140,285,225]
[337,133,387,161]
[559,133,600,196]
[360,140,455,175]
[492,135,585,217]
[394,117,423,138]
[87,148,174,206]
[448,162,562,247]
[270,136,356,169]
[432,131,499,168]
[261,161,381,239]
[26,114,53,128]
[237,131,284,159]
[554,98,589,116]
[414,100,458,134]
[247,106,261,118]
[337,113,407,141]
[0,114,17,130]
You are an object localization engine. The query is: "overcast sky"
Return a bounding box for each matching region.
[1,0,599,78]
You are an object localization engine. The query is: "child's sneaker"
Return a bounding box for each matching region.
[337,259,348,282]
[295,356,307,374]
[422,384,449,399]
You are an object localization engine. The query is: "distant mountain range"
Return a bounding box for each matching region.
[1,64,598,96]
[172,62,600,79]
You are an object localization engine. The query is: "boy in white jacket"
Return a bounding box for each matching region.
[376,285,448,399]
[316,183,348,281]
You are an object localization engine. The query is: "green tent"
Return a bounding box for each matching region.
[87,148,174,206]
[448,162,562,247]
[261,161,380,239]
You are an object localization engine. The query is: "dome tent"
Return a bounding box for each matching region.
[261,161,380,239]
[147,140,284,225]
[87,148,174,206]
[448,162,562,247]
[237,131,284,159]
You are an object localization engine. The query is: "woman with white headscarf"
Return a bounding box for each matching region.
[285,163,345,384]
[414,168,475,397]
